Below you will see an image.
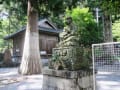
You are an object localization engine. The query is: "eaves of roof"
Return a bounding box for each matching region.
[4,26,62,40]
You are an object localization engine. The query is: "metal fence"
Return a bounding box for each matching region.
[92,42,120,90]
[92,42,120,72]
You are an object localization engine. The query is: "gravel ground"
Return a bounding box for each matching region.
[0,67,43,90]
[0,67,120,90]
[96,71,120,90]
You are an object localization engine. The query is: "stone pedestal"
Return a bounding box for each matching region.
[43,69,94,90]
[49,47,86,70]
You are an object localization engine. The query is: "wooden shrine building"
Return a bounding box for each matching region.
[4,19,61,63]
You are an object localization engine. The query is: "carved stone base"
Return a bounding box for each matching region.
[42,69,94,90]
[49,46,86,70]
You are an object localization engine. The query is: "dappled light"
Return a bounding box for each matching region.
[0,0,120,90]
[0,68,43,90]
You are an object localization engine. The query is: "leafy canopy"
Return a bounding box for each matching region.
[65,7,103,47]
[112,19,120,41]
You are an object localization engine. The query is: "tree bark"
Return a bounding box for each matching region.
[19,0,42,75]
[102,12,114,59]
[102,11,113,42]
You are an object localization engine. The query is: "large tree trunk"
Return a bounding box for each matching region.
[19,0,42,75]
[102,12,114,59]
[102,11,113,42]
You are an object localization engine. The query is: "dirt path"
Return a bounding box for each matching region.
[96,71,120,90]
[0,68,43,90]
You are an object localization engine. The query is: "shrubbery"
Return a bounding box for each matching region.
[65,7,103,47]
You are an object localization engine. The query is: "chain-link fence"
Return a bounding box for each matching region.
[92,42,120,72]
[92,42,120,90]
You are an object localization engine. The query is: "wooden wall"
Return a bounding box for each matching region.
[13,32,25,57]
[39,34,58,55]
[12,31,58,58]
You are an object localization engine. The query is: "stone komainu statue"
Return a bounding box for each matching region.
[58,17,79,47]
[49,17,88,70]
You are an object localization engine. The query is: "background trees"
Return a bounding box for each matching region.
[0,1,27,51]
[112,19,120,41]
[87,0,120,42]
[66,7,103,47]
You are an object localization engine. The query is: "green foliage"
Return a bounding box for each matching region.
[87,0,120,14]
[87,0,120,23]
[0,19,9,51]
[100,0,120,15]
[1,0,79,18]
[50,16,64,29]
[73,47,91,70]
[0,0,80,30]
[65,7,103,47]
[51,52,59,62]
[49,52,65,70]
[112,19,120,41]
[0,0,27,52]
[0,12,27,52]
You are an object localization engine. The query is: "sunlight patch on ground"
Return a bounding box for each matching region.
[0,68,43,90]
[96,71,120,90]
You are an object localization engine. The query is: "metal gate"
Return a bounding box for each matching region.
[92,42,120,90]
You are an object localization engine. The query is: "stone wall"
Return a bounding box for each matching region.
[43,69,94,90]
